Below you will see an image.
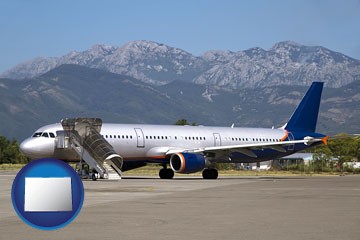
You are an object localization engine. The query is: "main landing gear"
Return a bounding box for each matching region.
[202,168,218,179]
[159,168,174,179]
[158,166,218,180]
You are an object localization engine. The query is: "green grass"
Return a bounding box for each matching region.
[0,164,25,170]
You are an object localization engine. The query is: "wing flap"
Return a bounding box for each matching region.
[191,138,324,155]
[237,148,257,158]
[165,138,325,157]
[200,139,309,152]
[270,145,286,152]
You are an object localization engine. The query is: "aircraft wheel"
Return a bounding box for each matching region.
[210,168,218,179]
[202,168,218,179]
[91,174,97,181]
[202,169,210,179]
[159,168,174,179]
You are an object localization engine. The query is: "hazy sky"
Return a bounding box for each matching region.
[1,0,359,73]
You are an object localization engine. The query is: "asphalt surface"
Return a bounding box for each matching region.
[1,172,359,240]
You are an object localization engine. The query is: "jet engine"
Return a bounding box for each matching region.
[170,153,206,174]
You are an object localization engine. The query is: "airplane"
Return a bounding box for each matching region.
[20,82,328,179]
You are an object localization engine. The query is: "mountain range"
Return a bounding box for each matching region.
[1,63,359,141]
[1,41,359,89]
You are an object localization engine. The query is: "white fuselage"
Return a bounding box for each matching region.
[102,124,287,158]
[20,122,288,163]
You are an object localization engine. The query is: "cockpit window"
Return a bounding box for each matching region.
[32,132,56,138]
[42,132,49,138]
[32,132,42,137]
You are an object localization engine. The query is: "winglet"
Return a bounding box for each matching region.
[322,136,329,145]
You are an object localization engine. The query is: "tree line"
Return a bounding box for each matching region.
[310,134,360,172]
[0,136,29,164]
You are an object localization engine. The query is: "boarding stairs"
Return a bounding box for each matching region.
[55,118,123,180]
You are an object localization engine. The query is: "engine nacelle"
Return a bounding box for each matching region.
[170,153,206,174]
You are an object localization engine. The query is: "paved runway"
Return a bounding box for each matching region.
[1,172,359,240]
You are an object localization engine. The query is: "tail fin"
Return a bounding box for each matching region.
[284,82,324,133]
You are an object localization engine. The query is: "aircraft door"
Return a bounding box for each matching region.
[134,128,145,148]
[288,132,295,151]
[213,133,221,146]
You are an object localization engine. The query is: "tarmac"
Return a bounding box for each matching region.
[0,172,359,240]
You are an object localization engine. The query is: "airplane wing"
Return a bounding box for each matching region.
[166,137,326,158]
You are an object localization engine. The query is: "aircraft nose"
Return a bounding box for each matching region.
[19,137,55,159]
[19,138,35,157]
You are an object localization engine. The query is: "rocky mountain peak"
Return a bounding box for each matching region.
[271,41,302,50]
[1,40,359,89]
[119,40,192,58]
[201,50,236,63]
[270,41,356,65]
[122,40,168,52]
[89,44,117,55]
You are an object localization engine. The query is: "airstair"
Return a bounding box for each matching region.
[55,118,123,180]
